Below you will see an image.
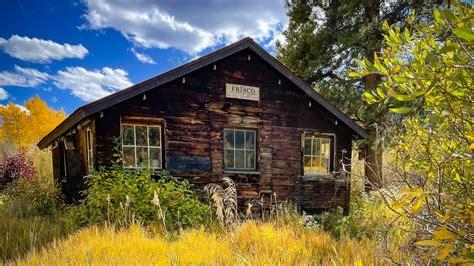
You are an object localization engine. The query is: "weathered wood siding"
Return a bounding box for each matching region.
[52,124,93,202]
[90,48,355,212]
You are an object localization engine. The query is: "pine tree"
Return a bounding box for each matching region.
[277,0,442,188]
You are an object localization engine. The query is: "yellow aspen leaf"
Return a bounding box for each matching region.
[436,244,453,260]
[392,198,409,210]
[415,240,440,246]
[434,227,456,240]
[412,194,426,214]
[391,65,400,75]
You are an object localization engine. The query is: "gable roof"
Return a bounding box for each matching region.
[38,37,367,149]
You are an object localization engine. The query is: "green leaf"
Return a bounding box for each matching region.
[392,93,416,102]
[433,9,444,24]
[403,28,411,42]
[453,27,474,40]
[373,53,388,75]
[364,91,377,104]
[441,10,456,21]
[389,107,412,114]
[376,87,386,98]
[348,71,361,77]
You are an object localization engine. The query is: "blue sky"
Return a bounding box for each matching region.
[0,0,287,114]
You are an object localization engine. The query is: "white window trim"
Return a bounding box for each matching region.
[61,140,67,182]
[121,124,162,170]
[86,128,94,172]
[224,128,257,170]
[303,135,332,176]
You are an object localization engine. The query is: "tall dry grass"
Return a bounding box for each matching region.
[17,221,399,265]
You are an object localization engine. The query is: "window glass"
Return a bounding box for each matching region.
[246,151,255,169]
[304,138,312,155]
[122,124,162,169]
[149,148,161,168]
[304,156,311,173]
[224,129,256,170]
[224,149,234,168]
[136,126,147,146]
[235,130,245,149]
[123,125,134,145]
[312,138,321,156]
[303,136,331,175]
[149,127,161,146]
[235,150,245,168]
[245,131,255,149]
[224,130,234,149]
[321,139,330,156]
[136,147,148,167]
[123,147,135,168]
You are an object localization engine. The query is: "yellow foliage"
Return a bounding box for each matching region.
[0,96,65,148]
[18,221,390,265]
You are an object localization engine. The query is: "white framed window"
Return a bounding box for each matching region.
[303,136,331,175]
[121,124,162,169]
[85,128,94,172]
[224,129,256,170]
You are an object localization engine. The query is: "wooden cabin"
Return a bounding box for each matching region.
[38,38,367,213]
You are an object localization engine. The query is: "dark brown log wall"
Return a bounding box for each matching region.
[86,48,356,212]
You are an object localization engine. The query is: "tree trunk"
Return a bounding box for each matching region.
[363,73,384,190]
[364,141,383,190]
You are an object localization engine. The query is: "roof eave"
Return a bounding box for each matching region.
[37,37,368,149]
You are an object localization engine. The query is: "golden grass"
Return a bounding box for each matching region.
[18,221,385,265]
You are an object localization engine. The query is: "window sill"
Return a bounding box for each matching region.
[224,170,261,175]
[301,174,334,180]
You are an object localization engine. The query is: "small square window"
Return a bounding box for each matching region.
[224,129,257,170]
[122,124,162,169]
[303,135,332,175]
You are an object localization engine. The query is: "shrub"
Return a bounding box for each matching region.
[0,175,68,263]
[0,149,35,188]
[68,166,212,230]
[1,176,64,217]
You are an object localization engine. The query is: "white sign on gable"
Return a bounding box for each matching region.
[225,83,260,101]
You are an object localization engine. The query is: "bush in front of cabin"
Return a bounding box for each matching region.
[69,166,212,230]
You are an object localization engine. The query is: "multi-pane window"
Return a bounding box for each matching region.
[85,128,94,172]
[303,136,331,175]
[122,124,162,169]
[224,129,256,170]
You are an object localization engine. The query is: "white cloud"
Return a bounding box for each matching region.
[53,67,133,102]
[0,66,50,87]
[16,104,28,113]
[0,87,9,100]
[0,103,29,113]
[264,31,287,52]
[0,35,88,63]
[83,0,287,54]
[131,48,156,64]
